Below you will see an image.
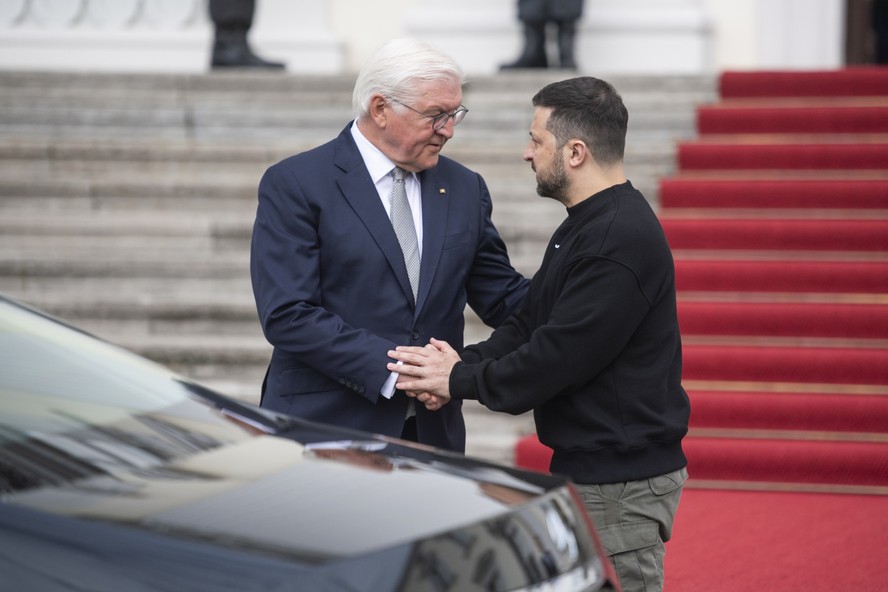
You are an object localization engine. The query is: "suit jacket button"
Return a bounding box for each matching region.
[411,331,420,340]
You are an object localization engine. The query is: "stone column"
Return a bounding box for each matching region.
[755,0,845,69]
[578,0,714,75]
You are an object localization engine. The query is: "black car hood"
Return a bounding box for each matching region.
[0,294,613,591]
[1,386,606,592]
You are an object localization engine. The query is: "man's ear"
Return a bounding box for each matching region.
[566,139,588,167]
[369,94,388,127]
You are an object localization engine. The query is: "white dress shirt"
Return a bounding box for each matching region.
[350,121,423,399]
[350,121,423,253]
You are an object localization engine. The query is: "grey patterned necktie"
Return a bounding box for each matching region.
[390,167,419,420]
[390,167,421,301]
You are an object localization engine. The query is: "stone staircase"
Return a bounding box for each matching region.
[0,70,715,464]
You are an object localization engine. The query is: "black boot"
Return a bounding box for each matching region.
[500,21,548,70]
[212,27,285,70]
[557,20,578,70]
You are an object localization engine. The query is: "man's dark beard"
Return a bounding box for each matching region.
[535,154,569,204]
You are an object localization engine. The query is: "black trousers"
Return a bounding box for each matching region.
[517,0,584,22]
[401,416,418,442]
[209,0,255,28]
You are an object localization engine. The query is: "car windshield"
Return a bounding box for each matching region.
[0,298,192,433]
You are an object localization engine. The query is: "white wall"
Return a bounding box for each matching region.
[327,0,416,72]
[696,0,845,70]
[0,0,848,74]
[698,0,759,69]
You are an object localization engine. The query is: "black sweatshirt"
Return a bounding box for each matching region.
[451,181,690,484]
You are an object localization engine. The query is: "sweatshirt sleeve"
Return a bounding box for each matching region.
[460,304,533,365]
[450,256,651,415]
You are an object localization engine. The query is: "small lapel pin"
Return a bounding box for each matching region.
[438,188,447,195]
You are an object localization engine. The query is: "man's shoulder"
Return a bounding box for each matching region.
[434,154,476,176]
[427,156,486,195]
[599,189,674,264]
[272,135,344,169]
[569,187,668,257]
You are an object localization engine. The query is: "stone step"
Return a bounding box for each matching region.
[13,293,495,411]
[0,136,676,171]
[0,132,677,157]
[0,220,563,258]
[0,71,713,144]
[0,71,714,109]
[0,167,668,202]
[0,211,248,238]
[71,310,494,354]
[0,148,671,215]
[8,286,496,339]
[0,238,547,279]
[0,70,715,93]
[0,200,563,225]
[0,275,253,303]
[0,106,696,143]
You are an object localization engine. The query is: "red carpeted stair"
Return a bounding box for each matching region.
[677,140,888,170]
[677,301,888,338]
[696,102,888,135]
[660,177,888,209]
[675,259,888,293]
[513,68,888,590]
[662,217,888,251]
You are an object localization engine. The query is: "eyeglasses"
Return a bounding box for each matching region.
[389,98,468,131]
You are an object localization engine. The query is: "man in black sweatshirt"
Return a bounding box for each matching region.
[388,76,689,592]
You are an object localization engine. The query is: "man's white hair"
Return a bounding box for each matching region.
[352,38,466,117]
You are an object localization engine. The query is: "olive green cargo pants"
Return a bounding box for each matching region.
[575,467,688,592]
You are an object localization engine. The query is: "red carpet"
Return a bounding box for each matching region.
[513,68,888,591]
[682,344,888,385]
[718,67,888,97]
[678,141,888,170]
[677,301,888,338]
[688,389,888,432]
[664,489,888,591]
[662,218,888,251]
[660,178,888,209]
[675,259,888,293]
[516,436,888,490]
[697,104,888,134]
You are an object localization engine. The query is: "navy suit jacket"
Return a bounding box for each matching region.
[250,124,528,451]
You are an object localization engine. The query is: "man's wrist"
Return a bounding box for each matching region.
[448,361,475,400]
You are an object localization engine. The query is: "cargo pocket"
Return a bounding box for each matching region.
[597,520,662,592]
[649,467,687,496]
[647,467,688,542]
[596,520,659,556]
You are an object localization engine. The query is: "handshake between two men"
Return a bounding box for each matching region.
[387,338,458,412]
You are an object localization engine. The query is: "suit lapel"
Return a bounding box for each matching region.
[415,169,449,317]
[333,129,416,304]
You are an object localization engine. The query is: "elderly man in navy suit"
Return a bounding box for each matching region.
[250,38,529,452]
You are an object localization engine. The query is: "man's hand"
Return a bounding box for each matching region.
[387,338,459,410]
[408,391,448,411]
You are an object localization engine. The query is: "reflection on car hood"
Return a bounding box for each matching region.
[2,383,562,562]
